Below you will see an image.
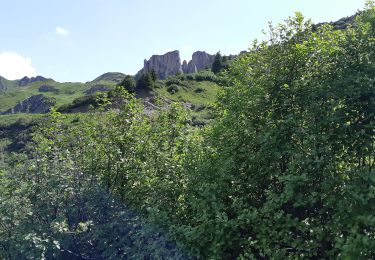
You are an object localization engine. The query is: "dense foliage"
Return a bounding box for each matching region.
[185,10,375,258]
[118,75,136,93]
[1,6,374,259]
[0,89,192,259]
[136,70,156,90]
[211,52,224,74]
[57,94,98,112]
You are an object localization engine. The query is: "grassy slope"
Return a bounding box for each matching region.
[0,80,118,113]
[154,77,221,125]
[156,80,220,106]
[0,72,221,126]
[0,76,18,91]
[91,72,125,84]
[0,75,220,114]
[0,113,44,127]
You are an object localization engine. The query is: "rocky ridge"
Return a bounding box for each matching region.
[18,76,50,87]
[136,50,217,79]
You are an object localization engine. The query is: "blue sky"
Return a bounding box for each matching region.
[0,0,366,82]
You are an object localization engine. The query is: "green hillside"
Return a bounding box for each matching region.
[91,72,126,83]
[0,71,221,116]
[0,76,18,91]
[0,72,221,151]
[0,74,125,113]
[1,5,375,259]
[0,81,88,112]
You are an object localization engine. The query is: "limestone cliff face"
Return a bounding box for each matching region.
[2,94,56,114]
[191,51,215,71]
[136,50,215,79]
[182,51,215,74]
[181,60,189,73]
[137,50,182,79]
[182,60,197,74]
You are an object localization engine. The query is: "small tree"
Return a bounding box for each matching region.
[136,71,154,90]
[211,51,224,74]
[150,69,157,82]
[119,75,136,93]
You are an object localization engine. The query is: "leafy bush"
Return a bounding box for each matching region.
[176,73,187,81]
[179,10,375,259]
[0,90,192,259]
[136,71,155,90]
[118,75,136,93]
[185,74,195,80]
[194,87,205,93]
[166,77,182,86]
[194,71,218,82]
[167,84,179,94]
[58,95,98,112]
[153,80,164,89]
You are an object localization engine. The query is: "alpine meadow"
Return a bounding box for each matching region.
[0,2,374,259]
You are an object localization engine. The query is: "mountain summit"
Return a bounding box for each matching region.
[18,75,51,86]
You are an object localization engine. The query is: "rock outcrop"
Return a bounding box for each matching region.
[2,94,56,114]
[137,50,217,79]
[181,60,189,74]
[137,50,182,80]
[191,51,215,71]
[182,51,215,74]
[18,76,49,87]
[182,60,197,74]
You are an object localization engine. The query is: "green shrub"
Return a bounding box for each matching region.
[176,73,187,81]
[118,75,136,93]
[195,71,217,82]
[166,77,182,86]
[167,84,179,94]
[185,74,195,80]
[136,71,155,90]
[194,87,205,93]
[180,10,375,259]
[58,95,97,112]
[0,92,192,259]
